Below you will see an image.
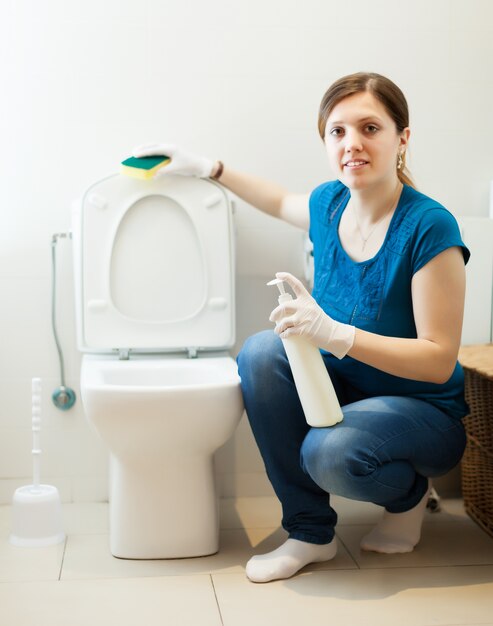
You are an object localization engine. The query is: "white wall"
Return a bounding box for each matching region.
[1,0,492,503]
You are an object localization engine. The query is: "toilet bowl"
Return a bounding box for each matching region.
[73,173,244,559]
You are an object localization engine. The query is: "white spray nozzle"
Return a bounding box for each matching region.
[267,278,286,296]
[267,277,293,304]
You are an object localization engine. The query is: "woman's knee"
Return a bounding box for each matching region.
[237,330,286,380]
[300,427,375,494]
[300,429,339,487]
[237,330,299,422]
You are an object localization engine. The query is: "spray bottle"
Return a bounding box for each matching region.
[268,278,343,427]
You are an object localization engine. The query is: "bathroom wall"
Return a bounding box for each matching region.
[1,0,492,504]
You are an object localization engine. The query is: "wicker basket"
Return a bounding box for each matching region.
[458,344,493,538]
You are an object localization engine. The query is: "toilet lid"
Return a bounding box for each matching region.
[74,174,235,353]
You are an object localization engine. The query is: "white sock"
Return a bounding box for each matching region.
[245,537,337,583]
[360,480,431,554]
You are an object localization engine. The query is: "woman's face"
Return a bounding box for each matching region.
[324,90,409,191]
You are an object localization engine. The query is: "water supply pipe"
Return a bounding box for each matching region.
[51,233,76,410]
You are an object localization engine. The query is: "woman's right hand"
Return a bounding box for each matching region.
[132,143,215,178]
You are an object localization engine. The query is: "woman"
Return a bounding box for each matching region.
[133,72,470,584]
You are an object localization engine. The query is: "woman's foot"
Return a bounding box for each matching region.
[360,480,432,553]
[245,537,337,583]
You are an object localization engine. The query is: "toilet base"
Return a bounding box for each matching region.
[108,454,219,559]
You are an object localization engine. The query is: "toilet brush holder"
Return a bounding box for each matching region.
[9,378,65,548]
[10,485,65,547]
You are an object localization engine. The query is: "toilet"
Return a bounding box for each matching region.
[72,173,244,559]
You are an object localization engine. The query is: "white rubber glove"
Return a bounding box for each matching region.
[132,143,214,178]
[269,272,355,359]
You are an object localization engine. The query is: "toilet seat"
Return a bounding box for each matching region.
[73,174,235,353]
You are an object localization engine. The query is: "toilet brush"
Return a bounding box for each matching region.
[9,378,65,547]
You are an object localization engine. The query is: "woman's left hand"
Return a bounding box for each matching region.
[269,272,355,359]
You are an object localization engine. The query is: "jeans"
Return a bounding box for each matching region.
[237,330,467,545]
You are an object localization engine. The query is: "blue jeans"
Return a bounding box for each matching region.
[237,330,467,545]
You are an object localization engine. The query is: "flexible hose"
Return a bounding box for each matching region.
[51,234,67,387]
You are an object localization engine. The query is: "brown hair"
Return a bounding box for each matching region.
[318,72,415,188]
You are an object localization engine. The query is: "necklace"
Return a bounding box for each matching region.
[352,183,402,251]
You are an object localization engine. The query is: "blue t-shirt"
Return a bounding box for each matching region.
[309,180,471,420]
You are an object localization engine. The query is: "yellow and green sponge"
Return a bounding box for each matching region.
[121,155,171,180]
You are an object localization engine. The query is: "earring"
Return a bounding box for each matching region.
[397,152,404,170]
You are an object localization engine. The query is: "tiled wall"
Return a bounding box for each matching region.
[1,0,492,504]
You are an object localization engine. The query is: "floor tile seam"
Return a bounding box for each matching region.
[207,567,359,579]
[53,561,493,584]
[348,562,493,572]
[304,566,361,574]
[22,572,221,585]
[308,563,493,573]
[58,572,221,583]
[209,574,225,626]
[212,562,493,574]
[351,551,493,567]
[58,536,68,580]
[60,569,250,582]
[334,534,361,569]
[0,578,63,586]
[13,560,493,586]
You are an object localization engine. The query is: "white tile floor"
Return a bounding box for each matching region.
[1,496,493,626]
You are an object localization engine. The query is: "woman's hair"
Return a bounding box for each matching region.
[318,72,415,188]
